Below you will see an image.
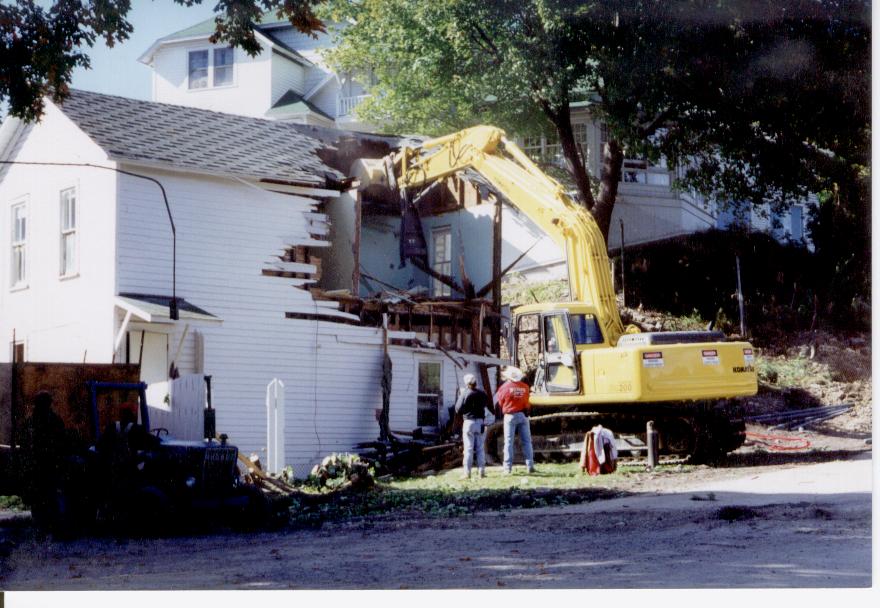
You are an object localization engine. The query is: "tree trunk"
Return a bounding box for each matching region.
[593,139,624,239]
[551,106,624,242]
[553,112,596,209]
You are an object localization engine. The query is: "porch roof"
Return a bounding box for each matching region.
[115,293,223,325]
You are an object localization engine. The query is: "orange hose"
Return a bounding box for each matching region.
[745,431,812,451]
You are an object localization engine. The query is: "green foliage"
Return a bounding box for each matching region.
[0,495,25,511]
[756,355,832,389]
[501,275,569,307]
[0,1,324,121]
[324,0,869,248]
[307,452,375,490]
[660,310,708,332]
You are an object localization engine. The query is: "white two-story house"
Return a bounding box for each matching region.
[138,17,373,132]
[0,90,499,476]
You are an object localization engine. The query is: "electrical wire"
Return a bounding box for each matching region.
[312,304,323,458]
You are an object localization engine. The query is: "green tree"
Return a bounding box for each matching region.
[0,0,325,122]
[323,0,869,246]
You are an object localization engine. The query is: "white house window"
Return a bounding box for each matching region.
[432,226,452,298]
[519,123,589,168]
[10,203,27,288]
[188,50,209,89]
[417,361,442,427]
[213,48,234,86]
[59,187,77,277]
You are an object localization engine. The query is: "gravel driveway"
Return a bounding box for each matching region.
[0,453,871,590]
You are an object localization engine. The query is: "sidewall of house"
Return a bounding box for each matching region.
[0,104,117,363]
[114,167,398,476]
[270,52,307,103]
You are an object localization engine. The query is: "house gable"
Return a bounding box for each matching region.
[0,102,119,363]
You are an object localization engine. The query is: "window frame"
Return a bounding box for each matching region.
[431,226,452,298]
[187,49,209,90]
[212,47,235,88]
[59,186,79,278]
[188,46,236,91]
[417,359,443,428]
[10,199,28,290]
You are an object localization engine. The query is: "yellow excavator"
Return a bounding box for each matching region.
[359,126,757,462]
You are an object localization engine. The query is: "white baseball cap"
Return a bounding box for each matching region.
[501,366,524,382]
[463,373,477,386]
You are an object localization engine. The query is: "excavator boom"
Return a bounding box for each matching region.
[387,125,624,344]
[359,125,757,463]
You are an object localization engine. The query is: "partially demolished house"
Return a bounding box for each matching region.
[0,90,505,476]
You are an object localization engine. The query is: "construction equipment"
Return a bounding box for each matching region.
[2,364,265,535]
[356,126,757,463]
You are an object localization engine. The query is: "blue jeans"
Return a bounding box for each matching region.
[503,412,534,472]
[462,418,486,475]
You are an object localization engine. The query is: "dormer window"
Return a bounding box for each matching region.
[188,48,234,90]
[213,48,234,86]
[188,50,209,89]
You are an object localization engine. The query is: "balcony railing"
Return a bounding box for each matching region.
[337,94,371,117]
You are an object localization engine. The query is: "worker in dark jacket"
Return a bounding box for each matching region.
[454,373,494,479]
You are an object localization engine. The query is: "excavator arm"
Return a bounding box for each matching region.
[364,125,624,345]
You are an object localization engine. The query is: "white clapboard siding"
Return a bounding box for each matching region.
[263,261,317,274]
[116,167,503,478]
[279,237,332,248]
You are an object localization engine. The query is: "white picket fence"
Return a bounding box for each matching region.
[147,374,206,440]
[266,378,286,475]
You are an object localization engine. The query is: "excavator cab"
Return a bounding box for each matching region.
[514,309,580,395]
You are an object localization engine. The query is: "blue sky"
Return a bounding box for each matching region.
[70,0,218,100]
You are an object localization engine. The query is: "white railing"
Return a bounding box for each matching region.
[337,94,371,117]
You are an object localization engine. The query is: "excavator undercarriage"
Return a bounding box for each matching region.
[484,400,746,465]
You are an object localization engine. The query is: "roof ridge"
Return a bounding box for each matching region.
[63,87,305,127]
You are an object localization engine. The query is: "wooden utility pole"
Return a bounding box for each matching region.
[351,191,362,295]
[491,196,503,357]
[736,255,746,337]
[619,219,626,308]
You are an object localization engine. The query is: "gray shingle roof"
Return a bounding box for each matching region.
[58,89,342,186]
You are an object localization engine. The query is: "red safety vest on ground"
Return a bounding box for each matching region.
[495,381,530,415]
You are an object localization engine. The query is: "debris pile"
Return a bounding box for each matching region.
[308,453,375,491]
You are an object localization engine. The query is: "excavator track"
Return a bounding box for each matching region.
[485,400,745,465]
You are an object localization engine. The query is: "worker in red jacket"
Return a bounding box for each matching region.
[494,366,535,474]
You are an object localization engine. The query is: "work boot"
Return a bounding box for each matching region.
[479,469,487,478]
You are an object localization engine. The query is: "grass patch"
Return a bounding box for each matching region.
[285,462,691,527]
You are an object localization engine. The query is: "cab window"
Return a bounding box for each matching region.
[570,314,603,345]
